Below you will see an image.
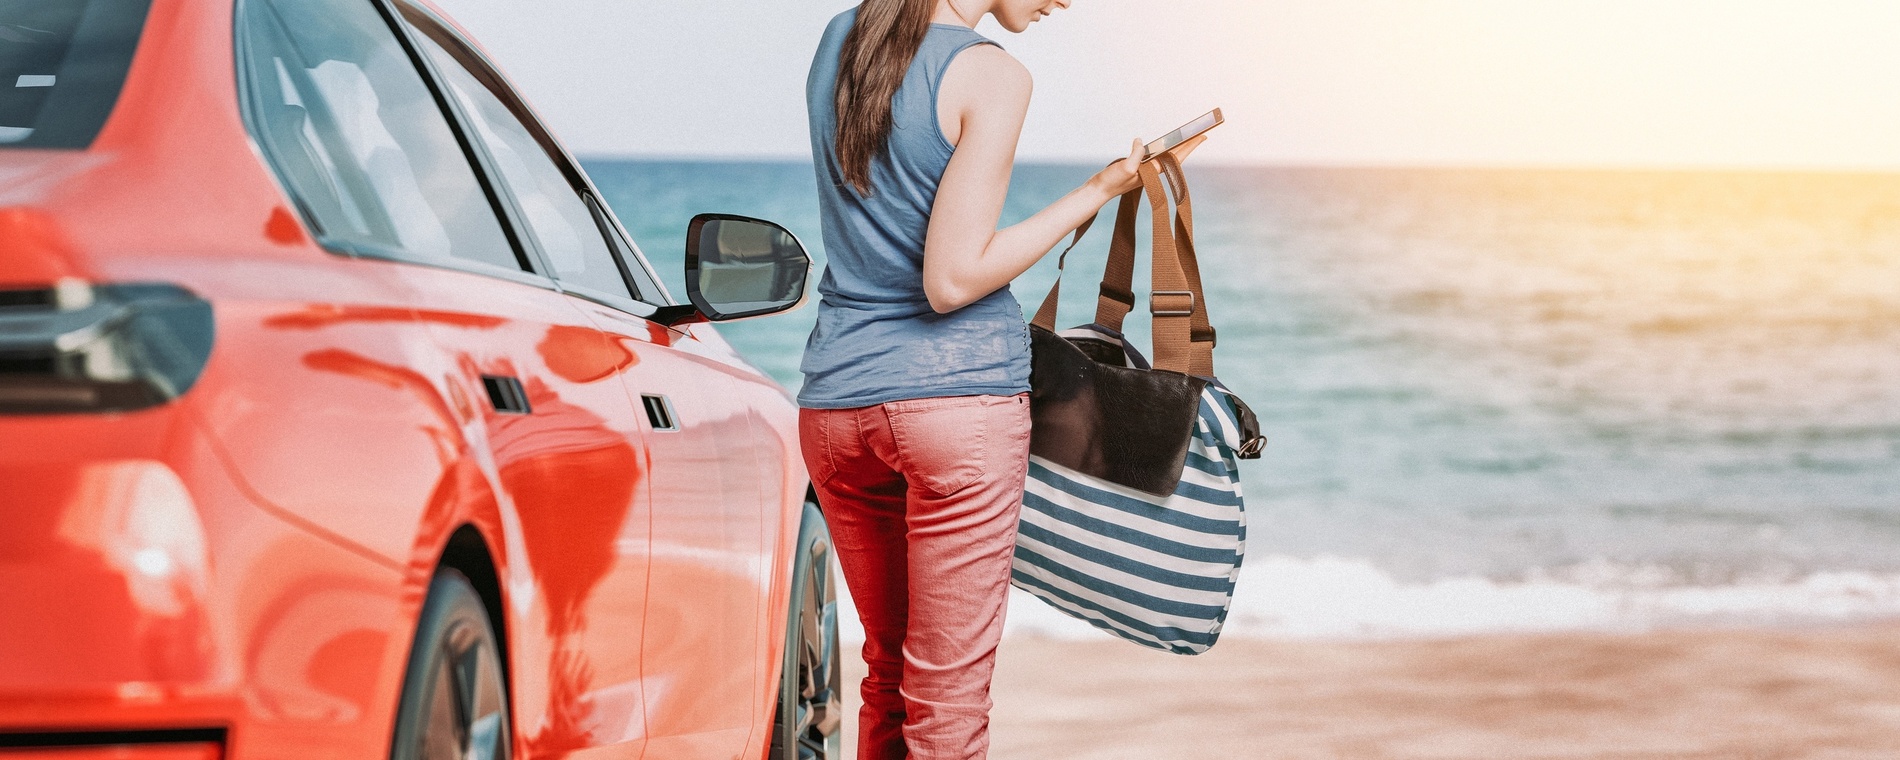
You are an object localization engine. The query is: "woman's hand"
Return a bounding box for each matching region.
[924,43,1217,313]
[1088,134,1211,199]
[1088,139,1146,197]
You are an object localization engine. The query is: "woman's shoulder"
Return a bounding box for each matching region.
[823,7,858,40]
[944,41,1031,97]
[936,42,1030,149]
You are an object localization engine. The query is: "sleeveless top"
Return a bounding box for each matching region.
[798,8,1032,409]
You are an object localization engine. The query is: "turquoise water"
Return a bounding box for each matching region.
[590,159,1900,635]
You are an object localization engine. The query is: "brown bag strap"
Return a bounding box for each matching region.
[1091,187,1143,333]
[1141,158,1198,374]
[1032,151,1214,376]
[1033,156,1145,333]
[1157,152,1215,376]
[1029,207,1105,332]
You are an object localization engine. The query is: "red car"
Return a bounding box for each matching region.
[0,0,841,758]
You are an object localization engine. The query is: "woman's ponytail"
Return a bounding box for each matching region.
[834,0,936,195]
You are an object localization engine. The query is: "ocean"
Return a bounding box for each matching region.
[586,159,1900,639]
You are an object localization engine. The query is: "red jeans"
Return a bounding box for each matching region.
[800,394,1032,760]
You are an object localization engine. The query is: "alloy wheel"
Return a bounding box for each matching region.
[392,570,511,760]
[773,503,842,760]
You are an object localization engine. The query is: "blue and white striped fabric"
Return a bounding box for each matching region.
[1011,384,1248,655]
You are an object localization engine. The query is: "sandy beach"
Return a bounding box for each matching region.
[841,623,1900,759]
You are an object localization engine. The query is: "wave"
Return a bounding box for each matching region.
[834,556,1900,643]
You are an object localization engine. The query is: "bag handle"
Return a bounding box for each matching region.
[1157,151,1216,377]
[1141,158,1198,375]
[1029,193,1109,332]
[1031,157,1141,333]
[1091,154,1199,337]
[1030,151,1214,376]
[1089,187,1143,333]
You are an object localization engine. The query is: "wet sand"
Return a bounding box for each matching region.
[842,624,1900,759]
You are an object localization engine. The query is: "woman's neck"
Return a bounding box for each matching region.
[931,0,983,28]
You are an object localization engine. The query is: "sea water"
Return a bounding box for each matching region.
[589,159,1900,639]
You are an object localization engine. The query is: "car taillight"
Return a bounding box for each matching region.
[0,744,220,760]
[0,729,224,759]
[0,281,213,413]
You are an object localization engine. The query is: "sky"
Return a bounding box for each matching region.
[431,0,1900,170]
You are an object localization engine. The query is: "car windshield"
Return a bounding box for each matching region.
[0,0,152,149]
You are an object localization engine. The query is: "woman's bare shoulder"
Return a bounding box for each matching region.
[948,42,1031,97]
[941,42,1031,141]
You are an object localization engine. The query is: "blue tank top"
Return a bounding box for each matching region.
[798,8,1032,409]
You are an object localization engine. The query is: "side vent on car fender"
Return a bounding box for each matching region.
[481,375,531,415]
[641,394,678,432]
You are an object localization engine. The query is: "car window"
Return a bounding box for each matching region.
[238,0,519,271]
[0,0,152,149]
[405,19,637,300]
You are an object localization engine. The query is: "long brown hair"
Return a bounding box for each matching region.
[834,0,936,195]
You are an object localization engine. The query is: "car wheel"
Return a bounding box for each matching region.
[771,501,842,760]
[390,568,511,760]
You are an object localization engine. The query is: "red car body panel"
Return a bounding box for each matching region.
[0,0,809,757]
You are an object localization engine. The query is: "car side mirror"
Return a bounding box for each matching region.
[658,214,810,325]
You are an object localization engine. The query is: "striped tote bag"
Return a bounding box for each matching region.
[1011,153,1261,654]
[1012,361,1251,654]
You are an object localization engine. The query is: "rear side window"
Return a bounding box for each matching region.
[237,0,518,271]
[409,30,629,298]
[404,15,642,301]
[0,0,152,149]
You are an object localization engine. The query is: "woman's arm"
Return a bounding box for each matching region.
[921,44,1145,314]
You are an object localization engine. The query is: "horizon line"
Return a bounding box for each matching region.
[575,153,1900,176]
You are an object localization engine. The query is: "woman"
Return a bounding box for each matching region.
[800,1,1198,757]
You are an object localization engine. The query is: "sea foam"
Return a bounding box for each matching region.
[834,556,1900,644]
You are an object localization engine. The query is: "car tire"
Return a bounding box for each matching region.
[390,568,512,760]
[770,501,842,760]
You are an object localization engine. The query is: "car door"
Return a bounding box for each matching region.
[585,303,773,759]
[393,7,775,757]
[235,0,658,755]
[384,6,676,757]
